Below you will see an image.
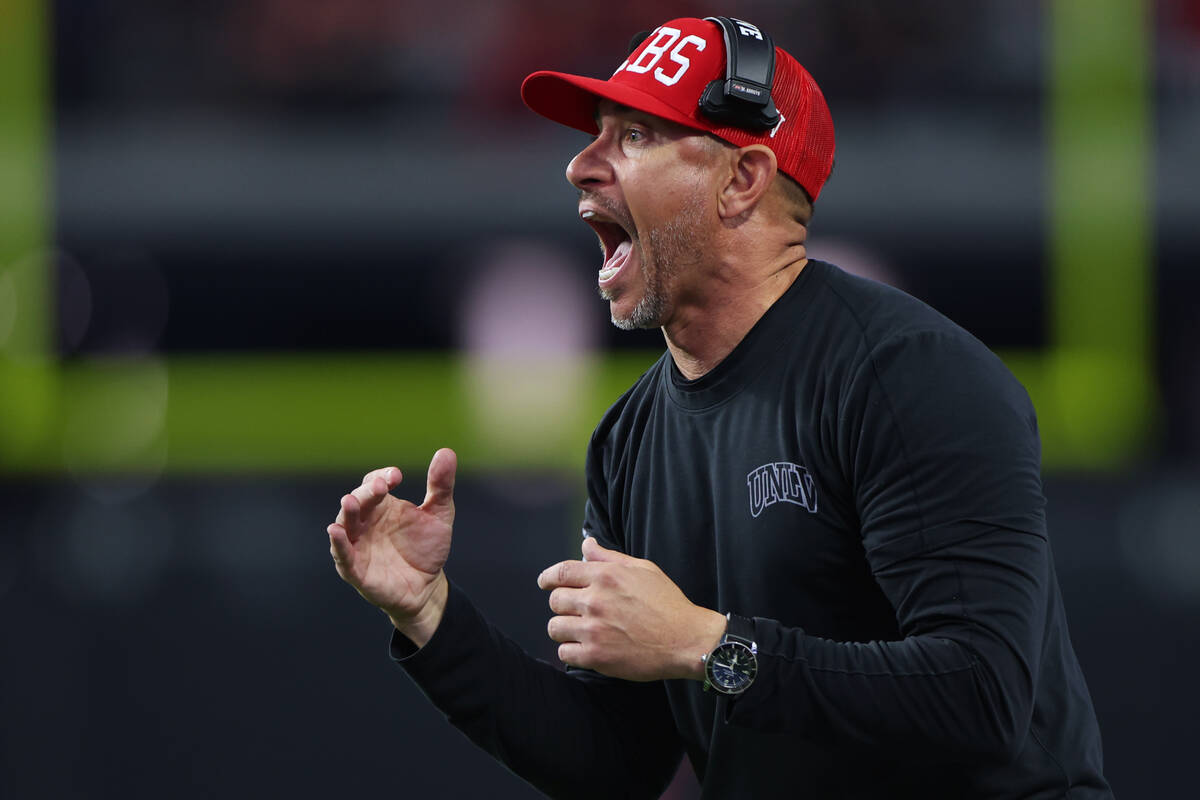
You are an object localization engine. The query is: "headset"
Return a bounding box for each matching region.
[629,16,780,132]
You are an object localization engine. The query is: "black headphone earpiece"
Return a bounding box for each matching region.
[698,16,780,132]
[624,17,779,133]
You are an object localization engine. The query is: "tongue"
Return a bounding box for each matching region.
[599,239,632,283]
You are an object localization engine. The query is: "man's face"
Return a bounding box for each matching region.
[566,101,722,330]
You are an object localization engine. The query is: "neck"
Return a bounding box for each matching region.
[663,254,808,381]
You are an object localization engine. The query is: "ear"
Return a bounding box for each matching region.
[717,145,778,222]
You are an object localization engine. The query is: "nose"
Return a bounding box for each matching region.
[565,133,613,191]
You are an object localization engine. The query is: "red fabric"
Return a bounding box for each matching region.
[522,17,836,201]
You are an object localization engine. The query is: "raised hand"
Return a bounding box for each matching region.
[537,536,726,682]
[327,448,458,646]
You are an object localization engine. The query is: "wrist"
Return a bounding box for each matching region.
[700,612,759,695]
[388,572,449,648]
[681,608,728,680]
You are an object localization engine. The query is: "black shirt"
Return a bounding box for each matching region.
[394,260,1112,799]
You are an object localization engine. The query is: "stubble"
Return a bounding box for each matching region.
[605,193,708,331]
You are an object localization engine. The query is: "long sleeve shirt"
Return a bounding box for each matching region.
[394,260,1112,799]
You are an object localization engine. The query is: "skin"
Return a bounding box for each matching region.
[328,101,811,682]
[569,101,811,378]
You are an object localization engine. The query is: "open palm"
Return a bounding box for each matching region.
[327,448,457,625]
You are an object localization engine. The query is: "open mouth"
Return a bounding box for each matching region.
[581,209,635,287]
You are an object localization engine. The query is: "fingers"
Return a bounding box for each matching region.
[338,492,361,535]
[327,523,354,577]
[548,618,591,670]
[581,535,639,564]
[422,448,457,520]
[537,559,594,590]
[334,467,399,533]
[546,613,587,645]
[548,586,585,615]
[327,462,406,587]
[350,473,389,507]
[557,642,584,668]
[581,535,624,562]
[546,586,589,668]
[339,470,394,540]
[339,489,374,539]
[362,466,403,489]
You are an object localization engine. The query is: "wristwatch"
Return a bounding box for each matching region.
[701,613,758,695]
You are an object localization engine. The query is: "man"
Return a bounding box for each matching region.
[327,16,1112,799]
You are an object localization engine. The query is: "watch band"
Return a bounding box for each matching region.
[723,612,755,646]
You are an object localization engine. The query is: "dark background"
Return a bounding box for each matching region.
[2,1,1198,797]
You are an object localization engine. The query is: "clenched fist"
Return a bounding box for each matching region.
[538,536,726,682]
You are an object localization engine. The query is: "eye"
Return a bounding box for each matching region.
[624,126,647,143]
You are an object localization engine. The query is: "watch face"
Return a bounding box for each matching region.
[707,641,757,693]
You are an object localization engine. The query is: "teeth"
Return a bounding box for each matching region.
[581,210,595,220]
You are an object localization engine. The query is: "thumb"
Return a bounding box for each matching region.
[582,535,623,562]
[422,447,457,521]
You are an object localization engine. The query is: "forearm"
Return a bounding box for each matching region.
[394,581,683,799]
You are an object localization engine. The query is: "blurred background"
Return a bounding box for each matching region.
[1,0,1196,797]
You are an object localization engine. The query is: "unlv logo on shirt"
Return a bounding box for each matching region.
[746,462,818,518]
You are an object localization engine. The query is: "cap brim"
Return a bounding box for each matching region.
[521,70,707,136]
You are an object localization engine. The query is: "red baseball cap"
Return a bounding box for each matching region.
[521,17,835,201]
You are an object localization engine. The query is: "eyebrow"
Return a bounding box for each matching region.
[592,102,635,128]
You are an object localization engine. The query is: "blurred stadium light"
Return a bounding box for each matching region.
[0,0,56,467]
